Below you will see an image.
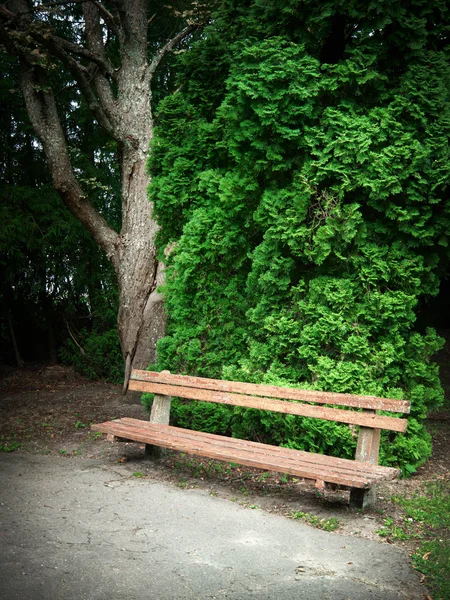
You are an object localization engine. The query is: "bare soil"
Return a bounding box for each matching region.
[0,363,448,551]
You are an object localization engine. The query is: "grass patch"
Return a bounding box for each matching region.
[0,434,22,452]
[412,541,450,600]
[396,480,450,529]
[401,480,450,600]
[376,517,423,541]
[290,511,340,532]
[378,479,450,599]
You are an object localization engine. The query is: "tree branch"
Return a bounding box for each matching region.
[28,0,84,10]
[51,34,114,75]
[89,0,118,35]
[35,32,117,137]
[82,1,118,124]
[0,4,113,74]
[147,23,198,81]
[14,0,119,34]
[18,59,120,265]
[1,1,118,137]
[108,0,131,41]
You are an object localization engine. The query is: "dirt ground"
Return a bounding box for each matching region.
[0,363,449,552]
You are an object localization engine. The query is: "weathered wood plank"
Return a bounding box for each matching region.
[355,426,382,464]
[93,422,373,487]
[118,418,392,477]
[92,420,400,489]
[96,422,396,488]
[127,380,407,432]
[131,370,410,414]
[150,393,172,425]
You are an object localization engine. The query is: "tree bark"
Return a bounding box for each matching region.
[116,149,165,370]
[112,12,165,374]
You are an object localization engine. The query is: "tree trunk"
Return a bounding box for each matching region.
[116,155,166,370]
[7,311,24,368]
[114,50,166,374]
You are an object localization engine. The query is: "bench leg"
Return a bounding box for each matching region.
[349,486,376,509]
[144,443,166,459]
[144,393,172,460]
[351,419,380,509]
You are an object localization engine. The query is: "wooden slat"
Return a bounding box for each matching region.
[351,409,382,507]
[131,370,410,414]
[92,421,373,487]
[119,418,393,478]
[91,420,400,489]
[128,380,408,433]
[94,420,398,488]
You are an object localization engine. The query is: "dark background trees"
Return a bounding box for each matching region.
[0,42,121,377]
[0,0,208,386]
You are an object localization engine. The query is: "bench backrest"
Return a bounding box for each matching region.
[129,370,410,433]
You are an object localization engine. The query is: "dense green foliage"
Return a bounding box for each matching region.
[149,0,450,470]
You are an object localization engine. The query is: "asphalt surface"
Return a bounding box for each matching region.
[0,454,425,600]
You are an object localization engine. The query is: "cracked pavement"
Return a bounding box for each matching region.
[0,454,426,599]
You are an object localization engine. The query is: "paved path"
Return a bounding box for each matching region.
[0,455,425,600]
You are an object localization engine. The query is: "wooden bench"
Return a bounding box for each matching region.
[92,369,410,508]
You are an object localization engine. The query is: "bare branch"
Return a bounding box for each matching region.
[83,1,117,120]
[0,3,113,73]
[147,23,198,80]
[18,0,117,28]
[6,0,120,41]
[49,34,114,74]
[30,0,84,10]
[0,4,19,26]
[65,319,87,356]
[30,30,117,137]
[83,2,107,62]
[108,0,130,40]
[90,0,118,34]
[1,1,119,137]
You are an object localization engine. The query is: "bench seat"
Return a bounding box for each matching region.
[92,417,400,490]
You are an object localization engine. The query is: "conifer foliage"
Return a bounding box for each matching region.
[150,0,450,470]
